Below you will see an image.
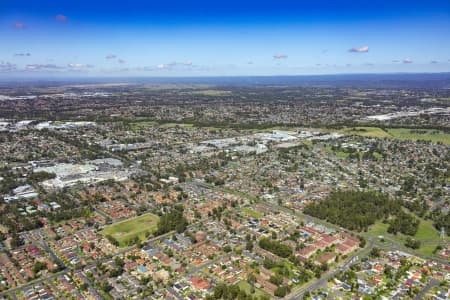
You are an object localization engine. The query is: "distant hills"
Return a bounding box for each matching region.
[1,73,450,89]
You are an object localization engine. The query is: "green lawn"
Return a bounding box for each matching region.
[316,126,450,144]
[101,213,159,246]
[312,126,390,139]
[241,207,263,218]
[364,219,447,256]
[386,128,450,144]
[413,220,445,256]
[237,280,269,298]
[414,220,440,241]
[339,127,391,138]
[186,90,232,96]
[416,243,440,257]
[373,152,383,160]
[128,121,158,131]
[159,122,195,128]
[324,146,350,159]
[364,221,390,238]
[301,140,313,148]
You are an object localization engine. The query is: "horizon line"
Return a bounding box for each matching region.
[1,71,450,82]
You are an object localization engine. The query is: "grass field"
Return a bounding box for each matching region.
[316,126,450,144]
[128,121,158,131]
[414,219,441,240]
[314,126,391,139]
[101,213,159,246]
[373,152,383,160]
[159,123,194,128]
[386,128,450,144]
[186,90,232,96]
[237,280,269,298]
[339,127,392,138]
[324,146,350,158]
[364,219,448,256]
[364,222,390,238]
[241,207,263,218]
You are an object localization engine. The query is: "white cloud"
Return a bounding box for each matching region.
[157,61,193,70]
[349,46,369,53]
[26,64,63,70]
[67,63,94,69]
[273,54,288,59]
[157,63,171,69]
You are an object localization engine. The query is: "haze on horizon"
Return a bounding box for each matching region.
[1,0,450,77]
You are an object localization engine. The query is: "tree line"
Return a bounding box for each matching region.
[304,190,400,232]
[304,190,419,236]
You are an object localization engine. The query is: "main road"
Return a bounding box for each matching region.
[285,238,375,300]
[285,236,449,300]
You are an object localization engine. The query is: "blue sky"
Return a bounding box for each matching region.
[1,0,449,77]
